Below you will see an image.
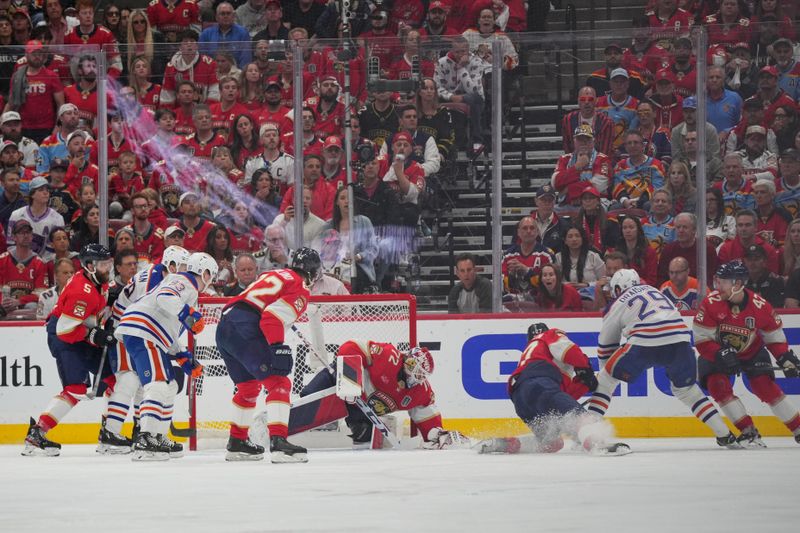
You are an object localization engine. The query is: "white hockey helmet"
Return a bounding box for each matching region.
[162,245,190,272]
[403,347,434,386]
[186,252,219,290]
[609,269,640,297]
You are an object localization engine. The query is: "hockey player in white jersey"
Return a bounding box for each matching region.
[585,269,740,447]
[97,246,191,455]
[115,252,217,461]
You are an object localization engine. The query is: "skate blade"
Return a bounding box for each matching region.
[740,440,767,449]
[21,443,60,457]
[169,450,184,458]
[131,450,170,462]
[590,443,632,456]
[96,444,132,455]
[225,451,264,462]
[270,451,308,463]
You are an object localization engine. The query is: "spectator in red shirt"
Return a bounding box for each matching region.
[657,212,718,285]
[718,209,781,273]
[109,151,146,219]
[177,191,216,253]
[125,192,165,268]
[552,124,613,206]
[280,154,335,221]
[561,87,615,156]
[752,178,791,247]
[210,76,247,140]
[63,0,123,78]
[64,131,99,198]
[6,40,65,143]
[535,263,583,311]
[160,29,219,107]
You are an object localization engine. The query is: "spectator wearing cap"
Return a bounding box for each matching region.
[160,30,220,107]
[622,15,671,84]
[244,122,295,184]
[737,124,778,181]
[7,176,64,257]
[659,256,701,310]
[657,212,718,286]
[596,68,640,158]
[752,178,792,247]
[744,243,785,306]
[163,225,185,249]
[561,87,615,157]
[380,104,441,177]
[320,136,347,190]
[575,184,620,253]
[358,7,401,76]
[775,149,800,217]
[501,215,555,305]
[258,77,293,134]
[723,42,758,99]
[63,130,99,199]
[122,191,165,269]
[706,65,743,140]
[421,2,450,50]
[146,0,200,39]
[176,191,216,253]
[0,168,25,228]
[771,38,800,101]
[448,253,493,314]
[6,39,65,144]
[45,157,78,226]
[586,42,646,99]
[36,102,80,175]
[612,130,667,210]
[0,139,35,195]
[199,2,251,68]
[209,76,248,139]
[10,7,32,44]
[551,124,612,206]
[657,38,697,99]
[725,98,779,154]
[63,1,123,79]
[0,218,48,315]
[434,35,487,152]
[462,8,519,72]
[718,209,781,273]
[358,90,399,149]
[181,104,226,161]
[715,152,754,214]
[647,70,684,132]
[531,183,570,251]
[748,65,798,125]
[670,96,722,167]
[645,0,693,49]
[253,0,289,42]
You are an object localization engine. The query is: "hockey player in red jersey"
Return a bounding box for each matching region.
[694,261,800,447]
[22,244,116,456]
[293,342,467,449]
[477,323,629,456]
[216,247,320,462]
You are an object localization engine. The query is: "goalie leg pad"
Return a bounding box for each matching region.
[288,386,348,435]
[336,354,363,402]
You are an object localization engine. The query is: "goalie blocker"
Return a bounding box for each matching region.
[290,340,468,449]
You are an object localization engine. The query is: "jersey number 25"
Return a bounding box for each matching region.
[627,290,674,320]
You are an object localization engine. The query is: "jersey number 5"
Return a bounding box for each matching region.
[627,290,674,320]
[242,272,285,311]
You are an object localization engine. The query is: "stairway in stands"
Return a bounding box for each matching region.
[411,0,648,312]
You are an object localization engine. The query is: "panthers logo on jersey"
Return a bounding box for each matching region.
[718,323,754,353]
[368,390,397,416]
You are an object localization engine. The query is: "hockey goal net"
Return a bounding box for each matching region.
[186,294,416,450]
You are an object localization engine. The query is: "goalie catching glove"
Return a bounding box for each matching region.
[424,428,470,450]
[174,352,203,378]
[776,350,800,378]
[178,305,205,334]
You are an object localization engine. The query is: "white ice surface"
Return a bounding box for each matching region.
[1,438,796,533]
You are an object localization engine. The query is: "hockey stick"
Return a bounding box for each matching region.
[289,323,403,448]
[86,344,109,400]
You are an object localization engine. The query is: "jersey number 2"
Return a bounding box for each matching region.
[627,290,674,320]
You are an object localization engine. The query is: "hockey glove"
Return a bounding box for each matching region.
[175,352,203,378]
[86,326,115,348]
[179,305,205,334]
[425,428,471,450]
[270,344,294,376]
[776,350,800,378]
[716,345,741,375]
[574,367,598,392]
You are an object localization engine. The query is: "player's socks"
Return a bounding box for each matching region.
[270,436,308,463]
[768,396,800,435]
[672,384,731,439]
[225,436,265,461]
[21,417,61,457]
[717,396,754,431]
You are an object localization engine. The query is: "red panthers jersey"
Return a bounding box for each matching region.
[337,339,442,438]
[14,53,72,86]
[226,268,309,344]
[65,161,100,197]
[508,329,591,398]
[64,25,122,77]
[209,102,248,137]
[705,16,752,51]
[179,218,216,253]
[124,224,165,267]
[0,251,48,305]
[305,97,344,141]
[255,107,293,135]
[180,132,226,161]
[147,163,182,217]
[162,54,219,105]
[147,0,200,35]
[693,289,788,363]
[50,271,108,343]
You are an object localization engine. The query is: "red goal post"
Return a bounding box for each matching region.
[186,294,417,450]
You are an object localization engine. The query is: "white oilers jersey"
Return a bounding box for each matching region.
[598,283,692,359]
[36,285,60,320]
[111,263,169,324]
[115,272,199,353]
[244,152,295,185]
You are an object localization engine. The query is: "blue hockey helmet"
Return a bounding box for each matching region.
[715,261,749,281]
[527,323,549,341]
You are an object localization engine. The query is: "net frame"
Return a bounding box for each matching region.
[187,294,417,450]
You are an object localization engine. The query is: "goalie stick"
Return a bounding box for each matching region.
[290,323,403,448]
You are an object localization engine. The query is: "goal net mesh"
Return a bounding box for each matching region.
[188,295,415,448]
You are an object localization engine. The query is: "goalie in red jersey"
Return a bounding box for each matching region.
[693,261,800,447]
[291,341,467,450]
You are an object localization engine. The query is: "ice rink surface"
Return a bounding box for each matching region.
[1,438,796,533]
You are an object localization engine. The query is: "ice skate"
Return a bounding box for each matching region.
[270,436,308,463]
[795,433,800,444]
[21,418,61,457]
[131,432,170,462]
[131,419,141,443]
[475,437,521,454]
[156,433,184,458]
[96,422,133,455]
[715,432,742,449]
[736,427,767,449]
[226,436,265,461]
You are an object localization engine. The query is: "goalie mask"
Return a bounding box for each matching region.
[403,347,434,386]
